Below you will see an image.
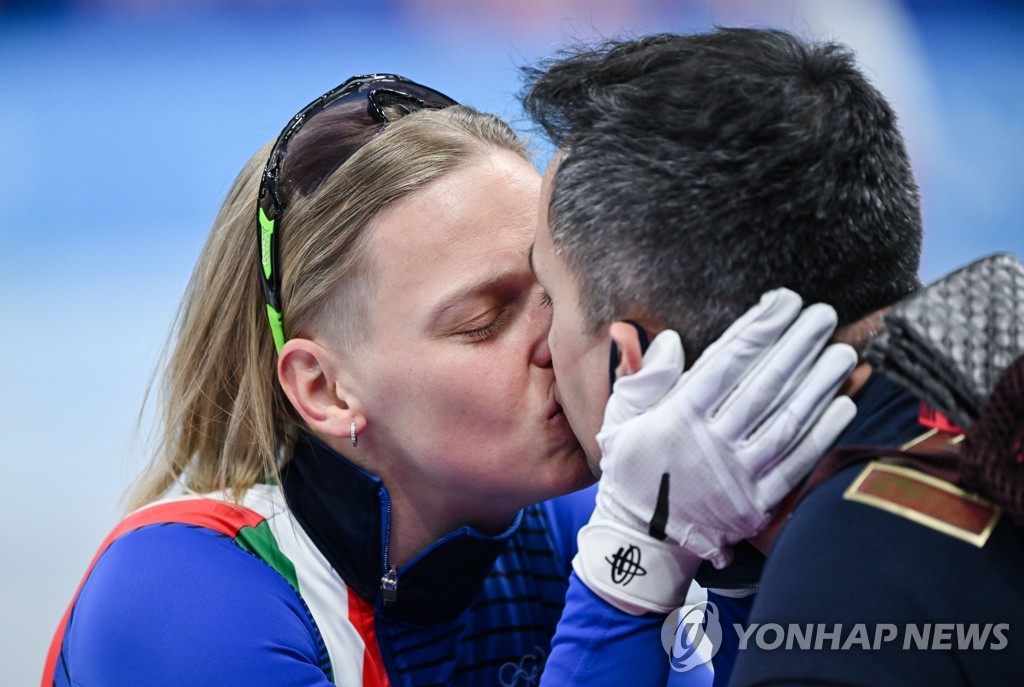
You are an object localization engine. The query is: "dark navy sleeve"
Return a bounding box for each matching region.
[705,591,754,687]
[59,523,333,687]
[729,464,1024,687]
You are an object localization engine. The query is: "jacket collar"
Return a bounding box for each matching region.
[281,432,521,625]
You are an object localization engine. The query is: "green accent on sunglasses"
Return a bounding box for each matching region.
[267,304,285,354]
[259,208,275,281]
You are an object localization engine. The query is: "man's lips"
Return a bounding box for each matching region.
[547,398,563,420]
[547,388,566,420]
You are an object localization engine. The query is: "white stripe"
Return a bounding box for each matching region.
[148,488,371,684]
[242,486,370,685]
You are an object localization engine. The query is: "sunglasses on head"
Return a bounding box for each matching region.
[255,74,458,353]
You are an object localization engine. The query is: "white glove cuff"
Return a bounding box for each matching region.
[572,517,702,616]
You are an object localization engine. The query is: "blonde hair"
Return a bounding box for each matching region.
[127,105,529,510]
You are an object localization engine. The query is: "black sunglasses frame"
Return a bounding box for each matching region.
[255,74,457,353]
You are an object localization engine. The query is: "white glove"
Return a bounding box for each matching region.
[573,288,858,615]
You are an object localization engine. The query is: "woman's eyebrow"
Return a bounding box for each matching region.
[428,270,522,323]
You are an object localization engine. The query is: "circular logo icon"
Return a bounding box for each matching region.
[605,544,647,586]
[660,601,722,673]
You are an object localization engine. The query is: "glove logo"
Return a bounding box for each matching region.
[660,601,722,673]
[605,544,647,586]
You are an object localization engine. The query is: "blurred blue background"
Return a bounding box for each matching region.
[2,0,1022,681]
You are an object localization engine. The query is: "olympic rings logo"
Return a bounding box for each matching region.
[498,645,546,687]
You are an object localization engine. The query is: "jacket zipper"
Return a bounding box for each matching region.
[376,485,401,686]
[379,485,398,608]
[373,497,516,684]
[380,567,398,606]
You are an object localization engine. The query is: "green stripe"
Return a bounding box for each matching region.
[234,520,300,592]
[233,519,335,683]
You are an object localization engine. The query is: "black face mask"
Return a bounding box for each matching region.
[607,320,651,390]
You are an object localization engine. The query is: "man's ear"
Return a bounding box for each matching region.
[609,321,646,380]
[277,338,364,440]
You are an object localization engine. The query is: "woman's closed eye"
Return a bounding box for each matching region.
[458,307,513,341]
[538,289,552,309]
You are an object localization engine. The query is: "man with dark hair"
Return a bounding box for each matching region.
[524,29,922,360]
[523,28,1023,686]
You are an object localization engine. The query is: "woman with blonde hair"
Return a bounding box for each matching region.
[43,74,594,687]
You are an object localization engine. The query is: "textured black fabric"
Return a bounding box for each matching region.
[865,253,1024,428]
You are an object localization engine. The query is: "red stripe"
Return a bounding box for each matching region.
[347,586,391,687]
[918,402,965,434]
[41,499,265,686]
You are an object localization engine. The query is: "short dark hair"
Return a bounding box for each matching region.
[521,28,923,357]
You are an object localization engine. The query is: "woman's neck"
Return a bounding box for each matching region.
[318,434,517,569]
[384,478,518,568]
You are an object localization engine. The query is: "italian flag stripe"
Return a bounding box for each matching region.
[347,587,391,687]
[234,520,301,597]
[42,499,267,687]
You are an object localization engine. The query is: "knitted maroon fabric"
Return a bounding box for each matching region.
[961,354,1024,528]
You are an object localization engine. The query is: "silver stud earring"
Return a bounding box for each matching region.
[351,421,358,448]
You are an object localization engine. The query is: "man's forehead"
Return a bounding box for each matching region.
[532,149,568,281]
[527,224,554,278]
[541,149,568,191]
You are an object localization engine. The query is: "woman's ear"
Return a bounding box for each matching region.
[609,321,646,380]
[277,338,363,440]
